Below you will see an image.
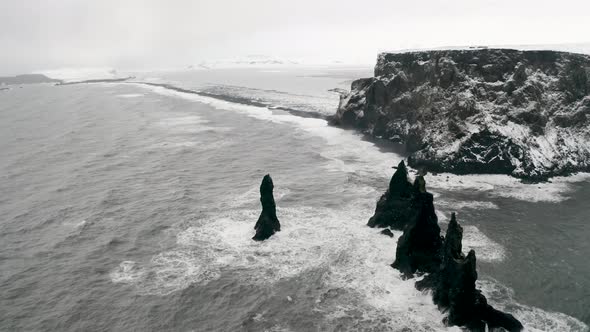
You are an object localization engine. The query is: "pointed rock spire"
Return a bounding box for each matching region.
[414,213,523,331]
[389,160,412,195]
[367,160,416,229]
[443,212,463,262]
[391,185,443,277]
[253,174,281,241]
[413,175,427,193]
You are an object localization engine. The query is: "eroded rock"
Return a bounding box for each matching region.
[380,229,394,238]
[415,213,523,331]
[367,161,416,229]
[253,174,281,241]
[390,188,442,277]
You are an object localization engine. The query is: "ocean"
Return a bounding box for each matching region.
[0,67,589,331]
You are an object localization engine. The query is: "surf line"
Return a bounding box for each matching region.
[58,78,329,121]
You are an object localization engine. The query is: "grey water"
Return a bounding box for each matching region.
[0,68,589,331]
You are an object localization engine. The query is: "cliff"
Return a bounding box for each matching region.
[0,74,61,85]
[332,48,590,181]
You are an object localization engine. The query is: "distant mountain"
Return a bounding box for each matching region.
[36,68,120,83]
[194,55,300,69]
[0,74,61,85]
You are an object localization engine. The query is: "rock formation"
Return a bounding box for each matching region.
[380,229,394,237]
[253,174,281,241]
[412,213,523,331]
[332,48,590,181]
[375,166,523,330]
[0,74,61,85]
[367,161,416,229]
[390,176,443,277]
[56,77,134,85]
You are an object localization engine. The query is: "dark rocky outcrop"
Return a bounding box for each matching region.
[56,76,135,85]
[367,161,416,229]
[332,48,590,181]
[380,229,394,237]
[413,213,523,331]
[375,167,523,330]
[391,178,443,277]
[253,174,281,241]
[0,74,61,85]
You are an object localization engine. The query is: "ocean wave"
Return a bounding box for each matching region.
[110,200,455,329]
[109,251,221,296]
[116,93,144,98]
[428,172,590,203]
[478,279,589,332]
[109,184,586,330]
[128,81,590,205]
[59,79,589,204]
[217,185,292,210]
[156,115,210,128]
[460,225,506,262]
[436,198,499,210]
[110,261,145,283]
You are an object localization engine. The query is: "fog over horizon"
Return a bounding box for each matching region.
[1,0,589,75]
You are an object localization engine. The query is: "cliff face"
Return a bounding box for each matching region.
[333,49,590,180]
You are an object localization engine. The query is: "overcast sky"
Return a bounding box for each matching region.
[1,0,589,75]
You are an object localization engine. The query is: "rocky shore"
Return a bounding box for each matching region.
[332,48,590,181]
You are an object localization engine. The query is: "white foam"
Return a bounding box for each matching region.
[152,115,234,150]
[116,93,144,98]
[110,252,221,296]
[132,82,590,204]
[217,185,291,210]
[461,225,506,262]
[429,172,590,203]
[110,261,145,283]
[37,67,120,82]
[478,279,589,332]
[131,82,401,192]
[62,219,88,229]
[147,139,235,151]
[156,115,209,127]
[436,210,505,262]
[104,182,460,329]
[110,180,451,328]
[110,182,588,330]
[436,199,499,210]
[147,250,221,295]
[125,200,456,329]
[147,113,234,151]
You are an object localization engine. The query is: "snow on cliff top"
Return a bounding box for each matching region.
[192,55,371,69]
[195,55,300,69]
[381,43,590,56]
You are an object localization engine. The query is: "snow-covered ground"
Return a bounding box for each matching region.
[36,67,122,82]
[385,43,590,55]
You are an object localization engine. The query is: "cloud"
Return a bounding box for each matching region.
[1,0,589,74]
